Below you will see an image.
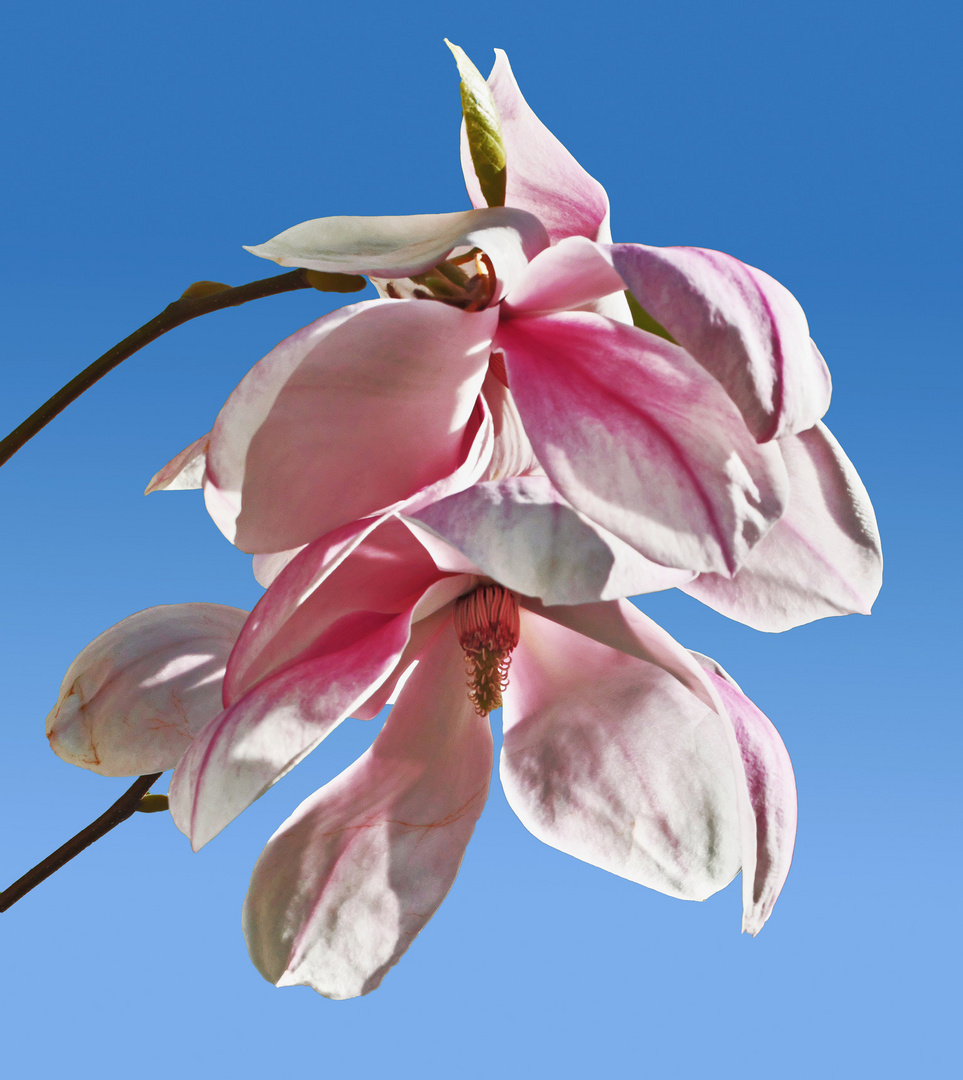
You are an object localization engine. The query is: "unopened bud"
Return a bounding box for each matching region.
[304,269,368,293]
[135,794,170,814]
[180,280,232,299]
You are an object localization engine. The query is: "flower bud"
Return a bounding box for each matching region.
[135,794,170,813]
[46,603,247,777]
[304,269,367,293]
[179,280,232,299]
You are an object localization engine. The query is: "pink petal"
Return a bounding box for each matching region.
[46,604,247,777]
[498,311,789,574]
[204,299,498,553]
[610,243,832,441]
[501,609,742,900]
[693,654,797,934]
[409,474,693,605]
[461,50,613,244]
[145,433,209,493]
[244,208,549,298]
[351,602,461,721]
[225,517,444,704]
[478,368,540,481]
[251,546,306,588]
[170,520,458,849]
[169,614,414,850]
[399,519,486,577]
[248,393,494,586]
[525,596,719,712]
[242,622,491,999]
[388,389,496,516]
[682,422,883,630]
[503,235,626,315]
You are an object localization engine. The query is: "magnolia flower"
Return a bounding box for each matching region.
[149,47,879,631]
[48,515,796,1000]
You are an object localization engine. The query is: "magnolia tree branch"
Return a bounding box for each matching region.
[0,268,315,469]
[0,773,164,912]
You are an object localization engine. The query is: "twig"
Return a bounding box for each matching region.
[0,773,163,912]
[0,268,314,468]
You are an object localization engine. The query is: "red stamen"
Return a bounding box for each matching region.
[453,585,520,715]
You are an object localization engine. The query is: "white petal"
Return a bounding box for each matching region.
[243,624,491,999]
[46,604,247,776]
[683,422,882,630]
[501,609,742,900]
[409,474,693,605]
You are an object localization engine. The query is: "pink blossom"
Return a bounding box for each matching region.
[149,49,879,631]
[150,224,793,587]
[46,517,795,999]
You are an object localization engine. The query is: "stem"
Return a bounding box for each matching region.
[0,773,163,912]
[0,268,313,469]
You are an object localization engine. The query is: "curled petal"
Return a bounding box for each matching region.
[610,243,832,441]
[170,520,461,849]
[409,475,693,605]
[243,623,491,999]
[145,433,209,493]
[247,391,493,589]
[245,208,549,298]
[501,609,741,900]
[479,369,540,481]
[462,50,612,244]
[503,235,626,316]
[693,654,797,934]
[204,299,498,553]
[499,311,789,574]
[169,611,415,850]
[683,423,883,630]
[226,517,444,704]
[47,604,247,777]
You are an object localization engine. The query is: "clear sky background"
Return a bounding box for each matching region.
[1,2,959,1076]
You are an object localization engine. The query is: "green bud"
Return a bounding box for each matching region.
[624,290,678,344]
[180,280,232,300]
[446,40,507,208]
[304,269,368,293]
[135,793,170,814]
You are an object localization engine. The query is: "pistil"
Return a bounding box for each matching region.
[453,585,521,715]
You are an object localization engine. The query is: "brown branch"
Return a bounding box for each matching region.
[0,773,163,912]
[0,268,314,469]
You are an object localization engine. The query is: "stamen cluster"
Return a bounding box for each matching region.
[453,585,521,715]
[405,249,497,311]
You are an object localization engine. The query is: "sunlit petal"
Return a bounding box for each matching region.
[611,243,832,441]
[501,609,741,899]
[409,474,693,605]
[243,623,491,999]
[683,423,882,630]
[204,299,497,552]
[693,653,797,933]
[499,311,788,574]
[46,604,246,776]
[461,50,612,243]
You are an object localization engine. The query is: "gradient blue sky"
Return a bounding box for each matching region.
[2,2,959,1077]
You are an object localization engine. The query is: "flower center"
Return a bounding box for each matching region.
[405,249,497,311]
[453,584,521,716]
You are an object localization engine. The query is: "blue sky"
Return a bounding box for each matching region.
[1,2,959,1076]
